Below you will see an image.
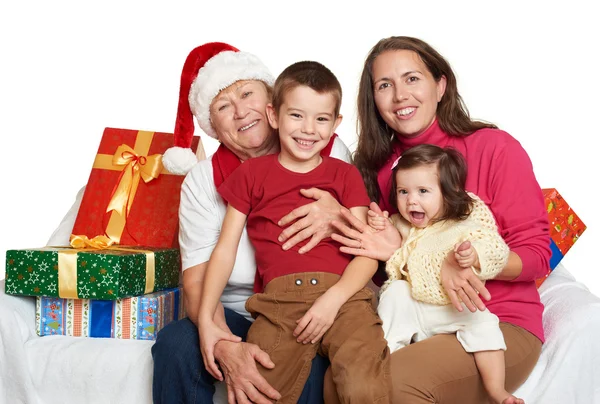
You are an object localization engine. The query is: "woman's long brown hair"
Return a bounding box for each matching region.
[354,36,497,202]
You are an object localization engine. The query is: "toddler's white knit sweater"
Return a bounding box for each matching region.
[385,194,509,305]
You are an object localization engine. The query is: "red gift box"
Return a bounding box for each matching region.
[535,188,586,287]
[544,188,586,255]
[72,128,200,248]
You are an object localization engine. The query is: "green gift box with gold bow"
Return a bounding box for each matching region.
[4,240,180,300]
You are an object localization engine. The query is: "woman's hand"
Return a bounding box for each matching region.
[277,188,343,254]
[441,241,491,313]
[331,203,402,262]
[213,340,282,404]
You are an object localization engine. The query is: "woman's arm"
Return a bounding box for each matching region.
[494,252,523,280]
[182,264,230,333]
[487,137,551,281]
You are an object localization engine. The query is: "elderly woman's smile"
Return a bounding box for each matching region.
[210,80,278,161]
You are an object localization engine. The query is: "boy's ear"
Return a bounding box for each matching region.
[332,114,343,133]
[266,103,279,129]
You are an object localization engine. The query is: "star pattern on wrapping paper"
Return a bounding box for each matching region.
[100,273,114,287]
[6,283,17,294]
[79,285,91,299]
[29,272,40,283]
[38,262,49,272]
[24,251,33,259]
[48,282,57,293]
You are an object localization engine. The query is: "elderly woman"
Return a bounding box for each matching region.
[152,43,353,404]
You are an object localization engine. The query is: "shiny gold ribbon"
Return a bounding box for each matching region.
[56,235,156,298]
[92,131,167,243]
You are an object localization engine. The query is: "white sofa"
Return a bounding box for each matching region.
[2,188,600,403]
[2,264,600,404]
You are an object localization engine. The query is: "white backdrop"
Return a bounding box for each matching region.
[1,1,598,296]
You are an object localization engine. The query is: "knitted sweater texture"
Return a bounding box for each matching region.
[385,194,509,305]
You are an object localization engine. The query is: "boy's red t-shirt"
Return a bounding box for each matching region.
[218,154,370,292]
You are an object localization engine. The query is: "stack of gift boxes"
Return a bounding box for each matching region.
[4,128,200,340]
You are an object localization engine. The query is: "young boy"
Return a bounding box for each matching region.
[198,61,391,403]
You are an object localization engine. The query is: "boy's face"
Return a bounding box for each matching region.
[394,164,444,228]
[266,85,342,171]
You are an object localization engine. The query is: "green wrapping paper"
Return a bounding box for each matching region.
[4,246,180,300]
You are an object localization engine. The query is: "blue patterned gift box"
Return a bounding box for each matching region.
[36,286,185,340]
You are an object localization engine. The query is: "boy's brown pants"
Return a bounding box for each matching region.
[246,272,391,404]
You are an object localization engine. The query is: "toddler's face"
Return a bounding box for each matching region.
[394,164,444,228]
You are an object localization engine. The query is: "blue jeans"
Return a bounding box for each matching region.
[152,308,329,403]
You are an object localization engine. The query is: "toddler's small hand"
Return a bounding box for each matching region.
[367,209,389,231]
[453,240,479,269]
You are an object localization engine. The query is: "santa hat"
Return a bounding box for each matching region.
[162,42,275,175]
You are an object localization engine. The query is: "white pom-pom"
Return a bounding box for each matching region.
[162,147,198,175]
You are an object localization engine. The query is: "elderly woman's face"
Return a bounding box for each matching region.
[210,80,274,160]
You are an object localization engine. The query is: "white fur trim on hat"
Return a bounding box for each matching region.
[162,146,199,175]
[188,51,274,139]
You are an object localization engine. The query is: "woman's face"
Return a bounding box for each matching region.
[372,50,446,138]
[210,80,276,161]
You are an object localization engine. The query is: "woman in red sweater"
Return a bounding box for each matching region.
[331,36,550,403]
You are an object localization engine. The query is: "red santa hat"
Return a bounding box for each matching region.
[162,42,275,175]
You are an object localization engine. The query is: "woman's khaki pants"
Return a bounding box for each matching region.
[324,321,541,403]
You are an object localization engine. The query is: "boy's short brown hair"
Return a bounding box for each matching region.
[272,61,342,117]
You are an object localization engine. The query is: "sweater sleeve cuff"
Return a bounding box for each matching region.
[511,246,546,282]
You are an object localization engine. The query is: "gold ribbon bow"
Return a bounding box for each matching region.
[91,131,178,243]
[57,235,156,299]
[105,144,163,238]
[70,234,115,249]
